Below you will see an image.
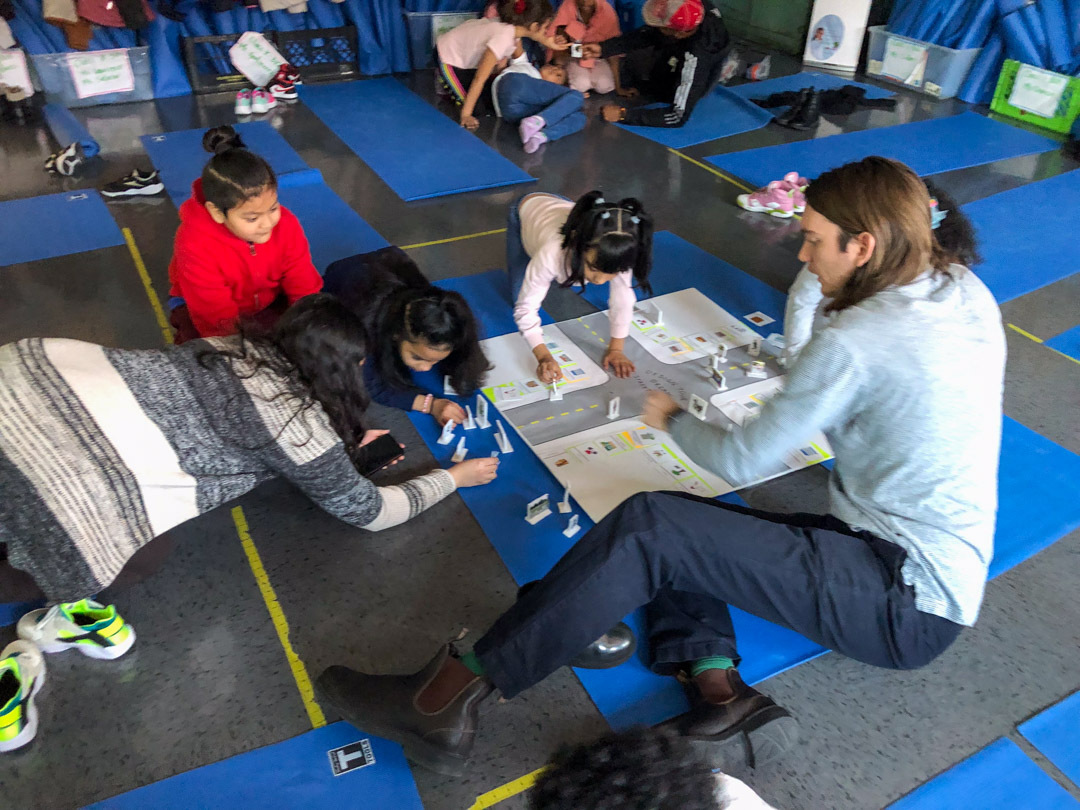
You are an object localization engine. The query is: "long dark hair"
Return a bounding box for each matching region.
[560,190,653,295]
[377,287,490,396]
[923,180,982,268]
[200,125,277,213]
[199,295,372,471]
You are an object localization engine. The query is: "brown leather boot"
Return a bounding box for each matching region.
[316,645,493,776]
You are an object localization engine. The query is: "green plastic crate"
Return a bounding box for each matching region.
[990,59,1080,135]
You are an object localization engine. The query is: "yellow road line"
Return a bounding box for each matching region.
[667,148,755,193]
[1007,323,1080,366]
[123,228,173,345]
[468,767,547,809]
[401,228,507,251]
[232,506,326,729]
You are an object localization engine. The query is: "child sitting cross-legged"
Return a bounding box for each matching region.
[493,56,585,153]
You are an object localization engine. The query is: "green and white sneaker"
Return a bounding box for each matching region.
[17,600,136,660]
[0,640,46,753]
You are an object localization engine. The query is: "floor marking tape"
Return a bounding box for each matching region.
[668,148,756,193]
[467,767,547,809]
[401,228,507,251]
[123,228,173,345]
[232,506,327,729]
[1007,323,1080,366]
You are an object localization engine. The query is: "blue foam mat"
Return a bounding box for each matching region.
[300,79,535,201]
[1019,691,1080,789]
[0,192,124,267]
[888,738,1080,810]
[581,231,787,328]
[616,86,774,149]
[707,112,1058,190]
[141,121,309,208]
[1046,324,1080,361]
[964,170,1080,303]
[725,71,895,104]
[86,723,423,809]
[434,268,550,341]
[42,103,100,158]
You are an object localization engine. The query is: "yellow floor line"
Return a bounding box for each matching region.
[1007,323,1080,366]
[123,227,173,345]
[232,506,327,729]
[467,767,547,810]
[667,148,756,193]
[401,228,507,251]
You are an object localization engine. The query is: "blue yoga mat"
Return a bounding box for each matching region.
[276,169,389,272]
[617,86,774,149]
[725,71,895,104]
[141,121,309,208]
[42,103,100,158]
[0,192,124,267]
[1019,691,1080,789]
[300,79,535,202]
[1046,324,1080,362]
[888,738,1080,810]
[964,170,1080,303]
[707,112,1058,190]
[86,723,423,809]
[435,268,551,341]
[581,231,787,329]
[991,418,1080,578]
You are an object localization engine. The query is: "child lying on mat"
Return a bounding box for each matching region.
[492,55,585,152]
[437,0,565,131]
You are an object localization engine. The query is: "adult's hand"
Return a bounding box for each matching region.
[449,457,500,487]
[432,398,466,426]
[642,390,681,432]
[581,43,602,58]
[601,104,623,123]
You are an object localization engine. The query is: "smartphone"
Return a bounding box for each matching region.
[358,433,404,476]
[570,42,584,58]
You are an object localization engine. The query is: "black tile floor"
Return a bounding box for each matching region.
[1,52,1079,809]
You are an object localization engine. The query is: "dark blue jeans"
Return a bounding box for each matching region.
[496,74,586,142]
[475,491,963,699]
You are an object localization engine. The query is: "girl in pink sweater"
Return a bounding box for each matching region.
[549,0,623,95]
[509,190,653,382]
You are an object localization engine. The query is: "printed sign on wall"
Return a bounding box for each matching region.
[67,49,134,99]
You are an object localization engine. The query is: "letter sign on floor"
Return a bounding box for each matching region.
[327,739,376,776]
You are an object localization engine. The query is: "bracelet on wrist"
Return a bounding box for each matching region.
[421,394,434,414]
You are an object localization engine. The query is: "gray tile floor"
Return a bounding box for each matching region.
[2,52,1079,810]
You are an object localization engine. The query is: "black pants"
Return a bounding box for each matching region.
[475,492,963,699]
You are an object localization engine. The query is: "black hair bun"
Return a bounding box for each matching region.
[202,125,246,155]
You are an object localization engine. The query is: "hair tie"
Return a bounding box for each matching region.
[514,0,525,13]
[630,215,640,224]
[593,196,605,206]
[601,211,611,220]
[929,197,947,230]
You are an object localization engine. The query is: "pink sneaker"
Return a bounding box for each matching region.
[781,171,808,213]
[736,181,795,218]
[234,89,252,116]
[251,88,277,114]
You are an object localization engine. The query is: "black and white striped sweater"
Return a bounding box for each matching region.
[0,337,455,602]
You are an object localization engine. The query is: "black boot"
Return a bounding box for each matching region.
[774,87,811,128]
[662,669,798,771]
[517,581,637,669]
[316,645,493,776]
[788,89,821,131]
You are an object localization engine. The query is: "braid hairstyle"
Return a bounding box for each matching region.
[200,125,277,213]
[559,190,654,296]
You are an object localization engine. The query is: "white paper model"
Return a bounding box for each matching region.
[748,339,761,358]
[607,396,620,420]
[689,393,709,420]
[558,482,572,513]
[495,420,514,454]
[746,361,767,379]
[437,419,457,445]
[463,405,476,430]
[712,370,728,391]
[550,382,563,402]
[443,375,457,395]
[525,494,552,525]
[475,394,490,429]
[563,513,581,537]
[451,435,468,463]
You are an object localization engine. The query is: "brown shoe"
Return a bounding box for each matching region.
[316,645,493,776]
[664,669,798,771]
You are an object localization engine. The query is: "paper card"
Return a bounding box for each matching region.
[577,443,603,460]
[688,394,709,420]
[685,332,719,351]
[525,494,551,524]
[658,456,691,478]
[544,339,563,353]
[649,330,675,345]
[646,445,674,463]
[554,352,575,366]
[881,35,928,86]
[632,314,656,330]
[495,382,526,402]
[67,49,134,99]
[443,375,458,396]
[550,453,577,469]
[744,311,775,327]
[0,49,34,96]
[228,31,287,88]
[564,366,589,381]
[1009,64,1069,118]
[680,477,717,497]
[520,378,545,392]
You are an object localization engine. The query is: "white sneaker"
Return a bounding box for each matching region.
[251,88,277,114]
[235,89,252,115]
[0,640,46,753]
[17,600,136,661]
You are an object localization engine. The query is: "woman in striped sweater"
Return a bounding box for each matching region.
[0,295,497,751]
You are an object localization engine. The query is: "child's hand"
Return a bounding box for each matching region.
[603,348,635,378]
[536,357,563,384]
[553,32,570,47]
[601,104,624,123]
[461,113,479,130]
[432,398,466,426]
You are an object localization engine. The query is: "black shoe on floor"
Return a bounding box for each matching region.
[663,669,798,771]
[102,169,165,197]
[788,89,821,131]
[316,645,493,776]
[774,87,812,128]
[517,580,637,669]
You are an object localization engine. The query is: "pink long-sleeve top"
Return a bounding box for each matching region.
[548,0,621,44]
[513,194,636,349]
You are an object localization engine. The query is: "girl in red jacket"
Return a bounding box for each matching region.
[168,126,322,344]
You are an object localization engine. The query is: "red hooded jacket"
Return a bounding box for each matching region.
[168,179,322,338]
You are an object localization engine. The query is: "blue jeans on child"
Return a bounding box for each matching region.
[496,74,586,143]
[506,191,572,301]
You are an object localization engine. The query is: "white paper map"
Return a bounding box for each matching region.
[628,289,759,365]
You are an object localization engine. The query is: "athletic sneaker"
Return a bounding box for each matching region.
[52,141,85,177]
[101,169,165,197]
[519,114,544,145]
[781,171,808,213]
[0,640,46,753]
[251,88,276,114]
[736,180,796,218]
[276,62,302,86]
[269,77,297,100]
[235,88,252,115]
[17,600,136,661]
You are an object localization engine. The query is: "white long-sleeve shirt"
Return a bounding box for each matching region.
[672,266,1006,626]
[513,194,636,349]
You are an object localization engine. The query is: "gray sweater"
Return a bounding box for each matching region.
[672,266,1005,626]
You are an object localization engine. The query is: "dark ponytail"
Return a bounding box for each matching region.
[200,125,277,214]
[923,180,982,269]
[497,0,553,25]
[560,190,654,296]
